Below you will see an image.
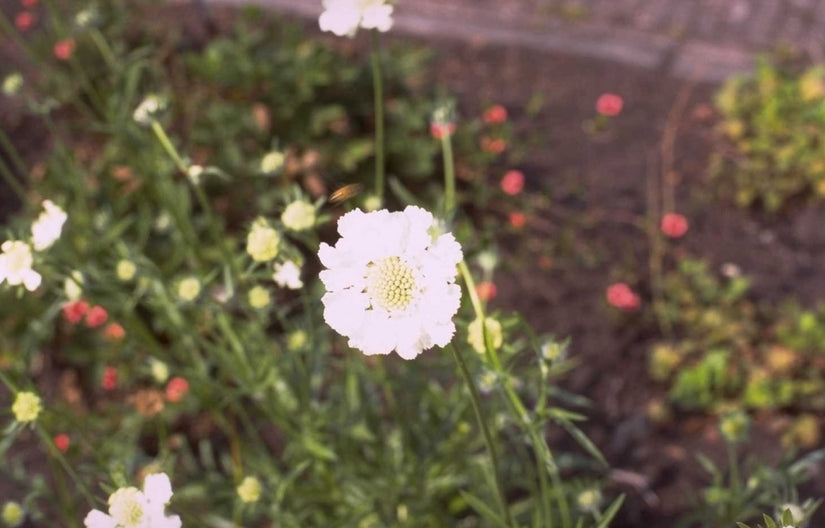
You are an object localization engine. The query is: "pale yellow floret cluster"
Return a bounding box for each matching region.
[366,257,416,312]
[11,391,41,423]
[177,277,201,302]
[281,201,316,231]
[236,476,262,504]
[246,218,280,262]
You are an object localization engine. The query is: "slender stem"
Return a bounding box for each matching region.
[458,260,564,524]
[0,126,29,176]
[370,30,385,203]
[441,128,456,220]
[727,441,741,521]
[89,29,119,71]
[150,120,240,276]
[0,156,27,202]
[150,120,188,173]
[449,343,514,527]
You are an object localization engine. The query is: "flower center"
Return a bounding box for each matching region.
[109,488,145,528]
[366,256,417,312]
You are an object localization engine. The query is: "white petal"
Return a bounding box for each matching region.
[84,510,118,528]
[158,515,182,528]
[318,265,364,292]
[322,290,368,336]
[23,270,41,291]
[143,473,173,505]
[352,311,396,355]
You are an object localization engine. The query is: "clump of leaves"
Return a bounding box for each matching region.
[648,259,825,411]
[711,59,825,211]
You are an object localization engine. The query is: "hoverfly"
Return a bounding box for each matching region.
[329,183,363,204]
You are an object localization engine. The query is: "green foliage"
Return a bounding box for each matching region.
[649,259,825,411]
[0,1,607,527]
[712,59,825,211]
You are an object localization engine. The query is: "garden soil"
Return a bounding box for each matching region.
[3,3,825,527]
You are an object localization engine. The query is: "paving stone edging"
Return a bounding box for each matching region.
[187,0,757,83]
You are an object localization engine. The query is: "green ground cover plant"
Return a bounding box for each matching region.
[712,59,825,212]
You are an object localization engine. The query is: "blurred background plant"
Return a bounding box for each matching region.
[712,59,825,212]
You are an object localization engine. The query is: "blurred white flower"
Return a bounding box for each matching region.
[2,73,23,96]
[281,200,316,231]
[246,218,280,262]
[273,261,303,290]
[31,200,67,251]
[467,316,502,355]
[0,241,41,291]
[133,94,166,125]
[84,472,181,528]
[64,270,84,301]
[319,0,393,37]
[186,165,203,185]
[260,151,285,174]
[236,476,262,504]
[361,1,393,31]
[318,206,462,359]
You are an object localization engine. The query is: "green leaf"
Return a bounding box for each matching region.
[595,495,625,528]
[458,491,510,528]
[558,418,607,467]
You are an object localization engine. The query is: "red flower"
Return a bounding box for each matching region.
[660,213,689,238]
[62,300,90,324]
[53,39,75,60]
[15,11,34,31]
[483,104,508,124]
[101,366,118,390]
[509,211,526,228]
[596,93,623,117]
[103,322,125,341]
[480,137,506,154]
[606,283,640,312]
[500,170,525,195]
[476,281,497,302]
[165,376,189,403]
[21,0,38,7]
[430,122,456,140]
[54,434,70,453]
[85,305,108,328]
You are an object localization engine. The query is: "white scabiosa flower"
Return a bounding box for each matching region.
[132,94,166,126]
[31,200,67,251]
[361,0,394,32]
[0,241,41,291]
[319,0,393,37]
[319,206,462,359]
[319,0,362,37]
[246,218,280,262]
[84,472,181,528]
[273,261,303,290]
[281,200,316,231]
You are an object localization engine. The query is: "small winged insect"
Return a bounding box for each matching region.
[329,183,363,203]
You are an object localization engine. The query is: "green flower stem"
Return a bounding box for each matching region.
[0,128,29,202]
[150,120,188,173]
[441,129,456,220]
[370,30,385,203]
[88,29,119,71]
[449,343,514,528]
[0,126,29,176]
[150,120,240,277]
[0,156,27,203]
[458,260,567,526]
[34,425,96,507]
